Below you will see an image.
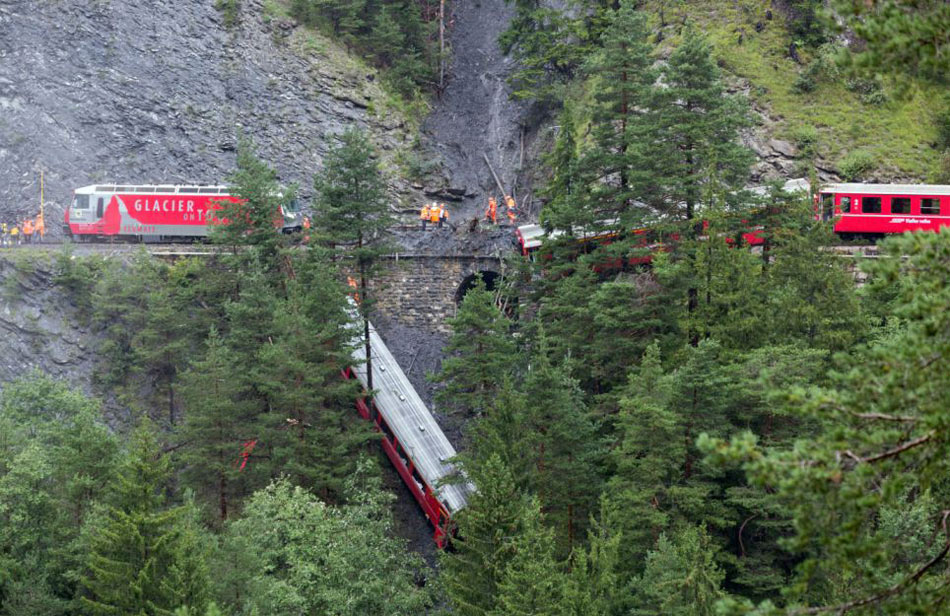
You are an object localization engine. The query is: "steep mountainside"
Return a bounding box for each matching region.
[0,0,415,229]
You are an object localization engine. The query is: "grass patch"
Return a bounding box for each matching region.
[644,0,942,180]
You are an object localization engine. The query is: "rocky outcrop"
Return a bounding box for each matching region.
[0,0,416,232]
[0,252,95,392]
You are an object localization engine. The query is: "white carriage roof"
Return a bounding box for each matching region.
[823,183,950,196]
[349,315,474,513]
[75,184,230,195]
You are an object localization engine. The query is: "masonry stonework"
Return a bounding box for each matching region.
[371,256,504,334]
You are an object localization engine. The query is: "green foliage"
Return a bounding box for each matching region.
[215,0,240,28]
[435,278,517,417]
[837,149,876,181]
[705,230,950,613]
[290,0,437,96]
[631,525,726,615]
[209,137,290,270]
[217,468,431,615]
[440,454,530,616]
[785,0,827,46]
[834,0,950,85]
[52,246,103,320]
[79,420,212,615]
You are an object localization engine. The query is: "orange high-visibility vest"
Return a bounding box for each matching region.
[421,205,430,219]
[429,205,442,222]
[22,220,33,235]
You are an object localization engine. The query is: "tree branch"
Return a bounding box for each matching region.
[789,510,950,615]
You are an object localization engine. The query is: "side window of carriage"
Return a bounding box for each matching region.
[96,197,105,218]
[821,193,834,220]
[863,197,882,214]
[891,197,911,214]
[921,197,941,215]
[840,196,851,213]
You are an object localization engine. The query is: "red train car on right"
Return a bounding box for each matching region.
[817,183,950,240]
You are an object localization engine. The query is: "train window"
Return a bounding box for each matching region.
[864,197,882,213]
[156,186,176,192]
[820,193,834,221]
[922,198,941,215]
[891,197,911,214]
[284,198,301,212]
[116,186,135,192]
[180,187,201,193]
[199,187,220,194]
[840,196,851,213]
[96,197,104,218]
[74,195,90,209]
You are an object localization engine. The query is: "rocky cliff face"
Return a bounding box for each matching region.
[0,0,414,230]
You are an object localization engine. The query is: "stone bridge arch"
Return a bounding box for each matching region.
[371,255,504,334]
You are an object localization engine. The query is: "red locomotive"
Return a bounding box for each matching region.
[817,183,950,240]
[64,184,303,241]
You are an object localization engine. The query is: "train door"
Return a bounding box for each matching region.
[820,193,834,221]
[95,194,105,221]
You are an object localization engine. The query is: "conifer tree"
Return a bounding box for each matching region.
[210,137,289,269]
[79,421,211,615]
[179,327,254,522]
[631,525,726,616]
[491,497,565,616]
[313,128,394,393]
[436,278,517,417]
[521,337,602,555]
[255,270,370,501]
[565,0,656,231]
[440,454,529,616]
[646,28,752,221]
[561,507,627,616]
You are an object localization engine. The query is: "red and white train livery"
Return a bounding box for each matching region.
[818,183,950,239]
[65,184,303,240]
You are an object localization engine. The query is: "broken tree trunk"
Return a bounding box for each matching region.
[482,152,507,197]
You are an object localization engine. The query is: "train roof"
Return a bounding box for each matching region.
[75,184,230,195]
[349,317,474,514]
[821,183,950,196]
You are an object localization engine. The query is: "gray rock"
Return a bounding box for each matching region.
[768,139,797,158]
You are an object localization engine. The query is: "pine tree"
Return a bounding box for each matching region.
[79,421,211,615]
[178,327,255,523]
[440,454,529,616]
[210,137,289,272]
[561,506,627,616]
[567,0,656,231]
[631,525,726,616]
[255,271,371,502]
[435,278,517,417]
[646,28,752,221]
[521,337,602,555]
[490,497,565,616]
[313,128,394,394]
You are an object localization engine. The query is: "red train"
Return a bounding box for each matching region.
[516,182,950,256]
[817,183,950,240]
[64,184,303,241]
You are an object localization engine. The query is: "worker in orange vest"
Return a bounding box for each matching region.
[486,197,497,224]
[429,203,443,229]
[34,213,45,243]
[438,203,449,228]
[505,195,517,223]
[347,275,361,303]
[22,219,34,244]
[302,215,311,244]
[420,203,431,231]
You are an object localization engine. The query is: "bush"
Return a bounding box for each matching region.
[793,45,840,93]
[846,77,887,105]
[837,150,875,181]
[934,102,950,150]
[790,125,819,152]
[215,0,240,28]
